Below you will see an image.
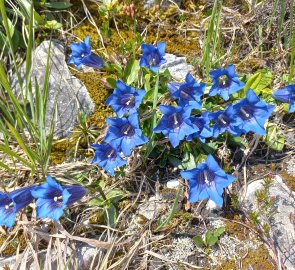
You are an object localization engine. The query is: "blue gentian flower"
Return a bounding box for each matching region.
[180,154,235,206]
[168,73,205,110]
[31,175,86,221]
[139,42,167,72]
[209,106,243,137]
[104,113,148,157]
[273,84,295,113]
[209,64,245,101]
[105,80,146,117]
[233,89,275,135]
[91,143,127,176]
[0,186,35,228]
[153,105,196,148]
[68,36,104,70]
[186,112,213,143]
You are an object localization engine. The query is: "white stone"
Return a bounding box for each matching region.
[10,40,95,138]
[166,179,181,189]
[240,175,295,270]
[160,53,194,81]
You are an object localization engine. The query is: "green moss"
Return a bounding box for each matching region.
[0,231,27,256]
[223,214,250,241]
[50,139,69,165]
[71,70,113,127]
[217,245,274,270]
[280,171,295,191]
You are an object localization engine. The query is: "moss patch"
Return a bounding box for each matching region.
[71,70,113,127]
[280,171,295,192]
[0,232,27,257]
[217,245,274,270]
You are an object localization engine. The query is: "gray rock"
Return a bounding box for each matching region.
[160,53,193,81]
[240,175,295,270]
[10,40,95,138]
[137,195,167,220]
[144,0,182,10]
[286,157,295,177]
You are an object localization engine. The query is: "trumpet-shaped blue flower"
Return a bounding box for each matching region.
[91,143,127,176]
[209,64,245,101]
[273,84,295,113]
[104,113,148,157]
[210,106,243,137]
[31,175,86,221]
[186,112,213,143]
[68,36,104,70]
[139,42,167,72]
[105,80,146,117]
[168,73,205,110]
[153,105,196,148]
[0,186,35,228]
[181,154,235,206]
[233,89,275,135]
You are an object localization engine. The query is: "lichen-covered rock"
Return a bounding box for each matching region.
[160,53,193,81]
[10,40,95,138]
[240,175,295,270]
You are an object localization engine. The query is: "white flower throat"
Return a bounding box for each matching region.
[240,107,250,118]
[5,201,14,209]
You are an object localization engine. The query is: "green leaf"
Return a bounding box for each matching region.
[168,156,182,168]
[106,188,126,203]
[205,231,218,247]
[43,2,72,9]
[264,123,285,151]
[106,77,117,89]
[214,226,225,237]
[192,235,205,248]
[44,20,62,30]
[104,203,117,227]
[244,69,273,96]
[144,73,151,92]
[89,197,104,206]
[181,152,197,170]
[124,59,140,85]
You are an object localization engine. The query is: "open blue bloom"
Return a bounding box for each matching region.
[209,106,243,137]
[209,64,245,101]
[153,105,196,148]
[68,36,104,70]
[273,84,295,113]
[105,80,146,117]
[91,143,127,176]
[181,154,235,206]
[104,113,148,157]
[186,112,213,143]
[233,89,275,135]
[139,42,167,72]
[31,175,86,221]
[0,186,35,228]
[168,73,205,110]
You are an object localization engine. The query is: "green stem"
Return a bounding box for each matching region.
[152,71,160,130]
[143,71,160,162]
[155,187,181,232]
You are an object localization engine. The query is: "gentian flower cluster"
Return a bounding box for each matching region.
[273,84,295,113]
[68,36,104,70]
[0,176,86,227]
[92,80,148,176]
